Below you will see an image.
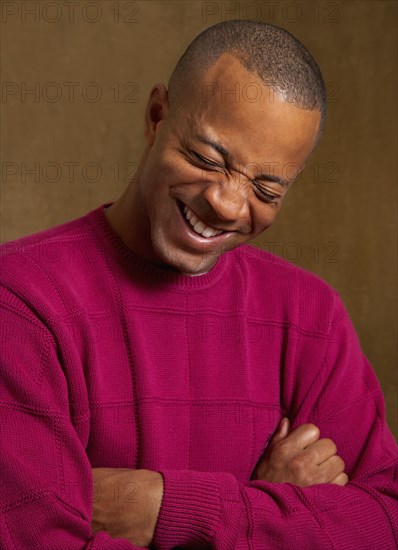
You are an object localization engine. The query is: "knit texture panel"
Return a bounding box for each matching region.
[0,203,397,549]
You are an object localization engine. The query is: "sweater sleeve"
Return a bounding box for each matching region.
[152,294,398,550]
[0,288,142,550]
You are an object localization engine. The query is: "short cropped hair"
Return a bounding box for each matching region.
[168,20,327,137]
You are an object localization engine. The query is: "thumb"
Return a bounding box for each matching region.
[269,417,290,446]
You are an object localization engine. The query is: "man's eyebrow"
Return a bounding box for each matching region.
[196,134,234,160]
[196,133,290,188]
[254,173,290,188]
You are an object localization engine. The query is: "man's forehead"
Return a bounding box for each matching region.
[196,53,277,109]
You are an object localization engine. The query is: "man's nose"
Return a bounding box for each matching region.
[202,175,252,233]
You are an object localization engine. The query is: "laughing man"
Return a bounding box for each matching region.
[1,20,397,549]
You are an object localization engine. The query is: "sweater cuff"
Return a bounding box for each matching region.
[152,469,223,549]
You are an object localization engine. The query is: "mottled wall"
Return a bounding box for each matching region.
[1,0,397,437]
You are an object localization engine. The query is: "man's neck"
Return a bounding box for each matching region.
[104,204,208,276]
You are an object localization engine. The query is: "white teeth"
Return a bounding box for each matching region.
[194,221,205,233]
[182,204,223,238]
[202,227,216,238]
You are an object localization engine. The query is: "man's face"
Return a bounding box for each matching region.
[136,54,321,275]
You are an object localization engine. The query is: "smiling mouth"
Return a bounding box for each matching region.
[177,200,227,239]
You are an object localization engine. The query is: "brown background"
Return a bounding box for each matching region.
[1,1,397,438]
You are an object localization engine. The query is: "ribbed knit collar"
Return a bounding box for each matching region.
[85,203,232,291]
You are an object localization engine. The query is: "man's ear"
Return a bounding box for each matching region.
[144,84,169,146]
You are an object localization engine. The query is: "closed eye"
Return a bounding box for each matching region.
[190,151,224,169]
[191,150,281,204]
[252,180,280,203]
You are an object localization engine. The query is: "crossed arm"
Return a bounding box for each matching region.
[91,418,349,546]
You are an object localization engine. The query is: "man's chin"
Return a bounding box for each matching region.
[154,244,219,276]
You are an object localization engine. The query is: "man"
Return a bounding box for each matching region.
[0,20,397,549]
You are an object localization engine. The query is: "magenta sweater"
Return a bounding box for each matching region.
[0,203,397,549]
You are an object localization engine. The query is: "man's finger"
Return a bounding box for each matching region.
[304,437,338,465]
[274,423,320,452]
[312,454,346,484]
[330,473,349,486]
[268,417,290,446]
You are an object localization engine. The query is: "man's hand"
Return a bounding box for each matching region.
[251,418,349,487]
[91,468,164,547]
